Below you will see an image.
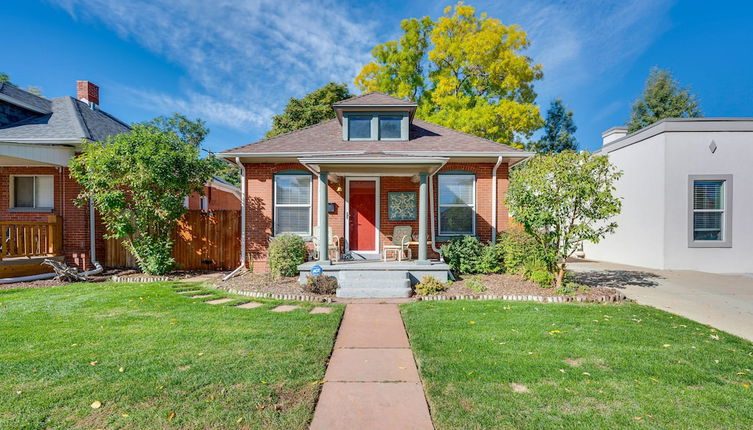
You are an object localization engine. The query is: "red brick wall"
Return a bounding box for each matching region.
[187,185,241,210]
[242,161,511,272]
[0,166,104,271]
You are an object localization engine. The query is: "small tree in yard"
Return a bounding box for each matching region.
[506,151,622,288]
[70,123,215,274]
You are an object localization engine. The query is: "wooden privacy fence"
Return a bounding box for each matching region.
[105,210,241,270]
[0,216,62,260]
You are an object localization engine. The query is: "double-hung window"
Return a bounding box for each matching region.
[11,175,54,210]
[438,174,475,236]
[689,175,732,247]
[274,174,312,236]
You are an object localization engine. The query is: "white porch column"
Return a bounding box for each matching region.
[317,170,330,264]
[417,172,428,263]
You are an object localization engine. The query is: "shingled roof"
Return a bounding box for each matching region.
[220,118,525,156]
[0,84,130,144]
[332,92,417,106]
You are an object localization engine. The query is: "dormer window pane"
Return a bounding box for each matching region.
[348,116,371,139]
[379,116,402,139]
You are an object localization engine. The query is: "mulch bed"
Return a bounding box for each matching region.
[423,273,624,302]
[0,268,139,291]
[213,271,328,296]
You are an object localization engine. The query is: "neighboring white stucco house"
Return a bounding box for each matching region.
[583,118,753,273]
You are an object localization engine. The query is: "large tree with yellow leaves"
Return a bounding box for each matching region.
[355,3,543,148]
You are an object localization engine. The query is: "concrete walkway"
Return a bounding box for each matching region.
[310,303,433,430]
[570,260,753,341]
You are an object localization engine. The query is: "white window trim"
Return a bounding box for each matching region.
[688,174,733,248]
[273,174,312,236]
[199,196,208,211]
[437,174,476,236]
[344,176,380,254]
[10,174,55,211]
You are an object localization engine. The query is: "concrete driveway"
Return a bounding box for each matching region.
[569,259,753,342]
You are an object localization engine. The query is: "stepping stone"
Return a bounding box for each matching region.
[271,305,300,312]
[310,307,333,314]
[177,290,201,294]
[236,302,263,309]
[189,294,213,299]
[206,298,234,305]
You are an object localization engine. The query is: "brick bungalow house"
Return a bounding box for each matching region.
[185,176,241,211]
[0,81,127,277]
[218,92,532,297]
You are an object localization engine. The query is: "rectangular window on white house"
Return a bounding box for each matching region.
[689,175,732,247]
[274,174,312,235]
[438,174,475,236]
[12,175,54,209]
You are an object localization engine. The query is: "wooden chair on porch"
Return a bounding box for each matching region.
[383,226,412,262]
[311,226,340,262]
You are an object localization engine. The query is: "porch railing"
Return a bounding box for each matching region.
[0,216,63,260]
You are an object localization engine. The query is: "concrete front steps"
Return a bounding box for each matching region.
[336,270,412,298]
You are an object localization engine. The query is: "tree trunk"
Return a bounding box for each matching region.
[555,262,567,289]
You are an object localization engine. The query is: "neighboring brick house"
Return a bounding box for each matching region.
[185,176,241,211]
[0,81,128,276]
[217,92,532,295]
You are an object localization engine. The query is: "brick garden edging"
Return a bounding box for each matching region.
[111,275,172,283]
[417,292,627,303]
[222,288,333,303]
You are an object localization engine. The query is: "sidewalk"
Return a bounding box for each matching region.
[310,303,433,430]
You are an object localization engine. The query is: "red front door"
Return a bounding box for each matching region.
[348,180,376,251]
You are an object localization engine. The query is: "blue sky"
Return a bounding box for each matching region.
[3,0,752,152]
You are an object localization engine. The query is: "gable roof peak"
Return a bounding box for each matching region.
[333,91,417,107]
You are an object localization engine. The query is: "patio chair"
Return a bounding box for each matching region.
[383,226,412,262]
[311,226,340,262]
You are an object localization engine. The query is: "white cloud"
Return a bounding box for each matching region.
[51,0,378,129]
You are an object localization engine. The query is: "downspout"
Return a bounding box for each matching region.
[81,197,103,276]
[491,156,503,243]
[223,157,246,281]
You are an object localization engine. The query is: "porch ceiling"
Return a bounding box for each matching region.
[299,156,448,178]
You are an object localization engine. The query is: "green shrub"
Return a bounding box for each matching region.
[499,226,542,274]
[441,236,503,275]
[415,275,447,296]
[477,242,504,274]
[268,234,307,277]
[304,274,338,295]
[555,281,589,296]
[465,275,487,293]
[522,257,553,287]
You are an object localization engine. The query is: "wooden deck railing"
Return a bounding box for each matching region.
[0,215,62,260]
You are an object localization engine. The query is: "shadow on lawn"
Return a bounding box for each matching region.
[572,270,663,289]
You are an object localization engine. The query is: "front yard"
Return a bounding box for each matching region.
[402,300,753,429]
[0,282,343,429]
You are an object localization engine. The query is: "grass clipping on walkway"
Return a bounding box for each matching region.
[0,282,343,429]
[401,300,753,429]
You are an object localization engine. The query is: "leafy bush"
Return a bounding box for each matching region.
[555,281,589,296]
[124,235,175,275]
[268,234,307,277]
[415,275,447,296]
[466,275,487,293]
[477,242,504,274]
[441,236,503,275]
[499,227,543,274]
[523,257,553,287]
[304,274,338,295]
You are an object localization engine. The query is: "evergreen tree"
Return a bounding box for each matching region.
[628,67,701,132]
[529,99,577,153]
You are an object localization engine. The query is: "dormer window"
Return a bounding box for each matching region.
[343,113,408,141]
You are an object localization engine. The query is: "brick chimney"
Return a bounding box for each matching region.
[76,80,99,107]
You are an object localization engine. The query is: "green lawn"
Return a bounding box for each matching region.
[0,282,343,429]
[401,300,753,430]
